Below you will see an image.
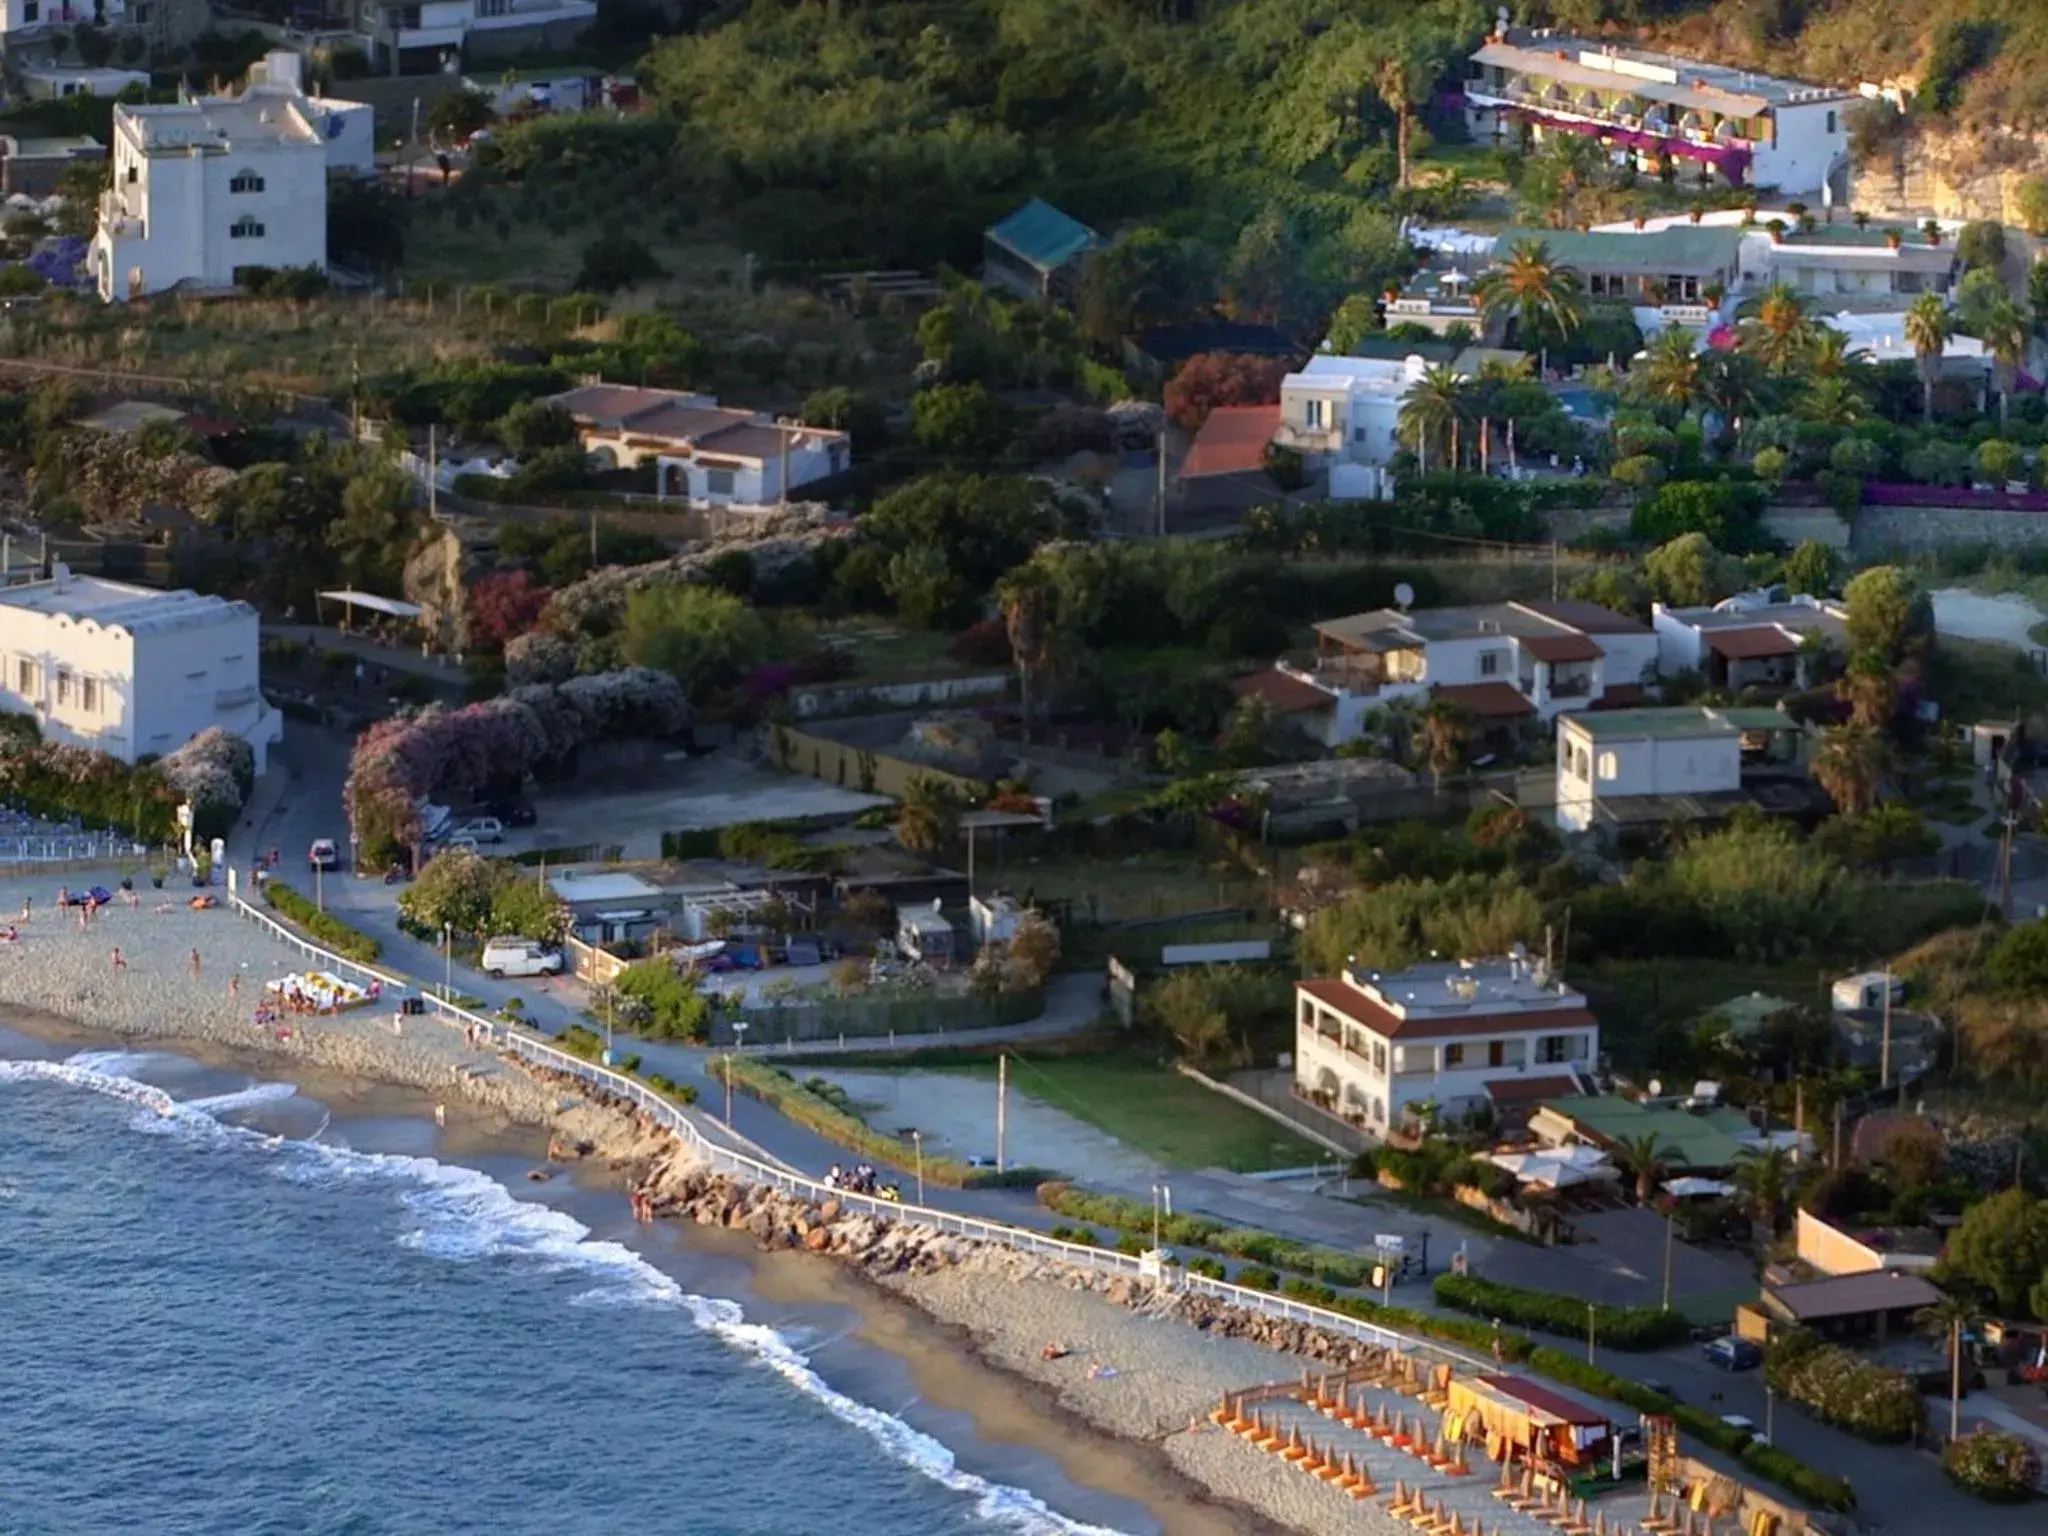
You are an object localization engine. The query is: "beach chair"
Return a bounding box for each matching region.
[1251,1413,1283,1452]
[1281,1424,1310,1464]
[1641,1488,1681,1536]
[1386,1480,1417,1519]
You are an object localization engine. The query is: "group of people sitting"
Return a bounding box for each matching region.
[825,1163,889,1196]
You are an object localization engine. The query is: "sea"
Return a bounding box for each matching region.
[0,1037,1142,1536]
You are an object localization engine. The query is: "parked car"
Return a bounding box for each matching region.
[480,798,537,827]
[481,937,563,978]
[446,817,504,845]
[441,835,480,855]
[308,838,340,872]
[1703,1337,1763,1371]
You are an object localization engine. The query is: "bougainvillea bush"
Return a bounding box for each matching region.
[346,667,686,865]
[159,727,256,836]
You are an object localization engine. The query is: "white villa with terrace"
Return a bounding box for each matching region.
[1232,599,1657,749]
[547,383,852,507]
[1295,954,1599,1136]
[1463,19,1856,198]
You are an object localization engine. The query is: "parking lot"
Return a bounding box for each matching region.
[489,753,891,860]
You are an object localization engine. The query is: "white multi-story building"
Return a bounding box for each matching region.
[355,0,598,72]
[1274,353,1433,481]
[1554,705,1804,833]
[549,383,853,507]
[1464,20,1856,197]
[88,53,373,303]
[0,568,280,771]
[1295,955,1600,1135]
[1652,590,1848,691]
[1234,599,1657,749]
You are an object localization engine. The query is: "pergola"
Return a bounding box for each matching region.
[316,590,424,634]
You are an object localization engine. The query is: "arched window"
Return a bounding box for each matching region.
[229,169,265,194]
[230,215,265,239]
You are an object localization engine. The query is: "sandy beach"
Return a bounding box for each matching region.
[0,859,1680,1536]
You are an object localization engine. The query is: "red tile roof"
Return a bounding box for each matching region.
[1589,684,1645,710]
[1705,626,1798,660]
[1180,404,1281,480]
[1230,670,1334,715]
[1518,632,1602,664]
[1432,681,1536,718]
[1485,1074,1585,1104]
[1297,978,1598,1041]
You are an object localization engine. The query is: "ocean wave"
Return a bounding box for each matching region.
[183,1081,302,1115]
[2,1052,1128,1536]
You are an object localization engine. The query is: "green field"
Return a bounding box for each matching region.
[958,1053,1327,1173]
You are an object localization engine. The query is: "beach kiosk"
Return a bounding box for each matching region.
[1446,1374,1613,1468]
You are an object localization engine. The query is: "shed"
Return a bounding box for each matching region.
[983,198,1101,304]
[969,892,1027,947]
[1759,1269,1945,1342]
[1831,970,1902,1013]
[1447,1375,1612,1467]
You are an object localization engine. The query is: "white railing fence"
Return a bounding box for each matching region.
[226,891,411,992]
[227,890,1475,1369]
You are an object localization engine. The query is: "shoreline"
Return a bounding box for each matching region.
[0,874,1296,1535]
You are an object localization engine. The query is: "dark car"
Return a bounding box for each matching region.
[480,798,537,827]
[1703,1337,1763,1371]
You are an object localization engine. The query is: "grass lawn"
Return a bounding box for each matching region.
[1577,957,1835,1071]
[1009,850,1269,924]
[956,1053,1327,1173]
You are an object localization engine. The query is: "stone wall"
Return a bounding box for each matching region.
[1851,505,2048,556]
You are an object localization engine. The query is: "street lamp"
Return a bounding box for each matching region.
[315,856,324,913]
[724,1020,749,1127]
[1764,1385,1775,1445]
[1587,1302,1597,1365]
[911,1130,925,1205]
[602,986,615,1068]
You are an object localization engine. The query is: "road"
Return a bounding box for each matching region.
[238,734,2030,1530]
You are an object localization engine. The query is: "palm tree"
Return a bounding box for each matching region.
[1904,293,1953,422]
[1806,329,1867,381]
[1476,239,1584,364]
[995,564,1058,744]
[1415,698,1471,794]
[1838,654,1896,731]
[1916,1293,1989,1441]
[1798,372,1870,428]
[1736,282,1821,374]
[1636,326,1706,420]
[1813,723,1887,815]
[1609,1132,1680,1204]
[1731,1144,1795,1254]
[895,774,960,855]
[1979,298,2030,426]
[1699,349,1767,439]
[1467,356,1531,476]
[1374,42,1440,190]
[1399,365,1468,471]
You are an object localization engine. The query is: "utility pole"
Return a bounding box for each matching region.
[1586,1303,1596,1365]
[1832,1097,1846,1169]
[1550,540,1560,601]
[1880,970,1893,1094]
[996,1052,1008,1174]
[1155,428,1167,539]
[1661,1212,1674,1312]
[427,423,439,523]
[589,509,598,568]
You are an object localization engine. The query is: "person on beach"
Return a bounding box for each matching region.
[228,975,240,999]
[189,949,202,977]
[110,948,125,971]
[55,888,66,909]
[19,896,28,921]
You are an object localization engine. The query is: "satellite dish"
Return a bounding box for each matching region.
[1648,1078,1664,1098]
[1394,582,1415,611]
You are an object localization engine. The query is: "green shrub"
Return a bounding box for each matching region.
[613,958,713,1041]
[262,882,382,963]
[1236,1265,1280,1291]
[1185,1256,1226,1279]
[1742,1441,1858,1511]
[1943,1430,2039,1502]
[1766,1328,1921,1442]
[1036,1181,1366,1284]
[1434,1274,1691,1351]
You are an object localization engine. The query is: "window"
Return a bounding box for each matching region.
[1597,751,1620,781]
[230,215,264,239]
[1479,650,1501,677]
[1304,398,1325,428]
[1538,1034,1588,1064]
[1353,426,1367,443]
[23,1,37,20]
[1826,110,1837,134]
[79,678,98,714]
[477,0,506,13]
[1371,1040,1387,1074]
[55,670,71,707]
[704,467,735,497]
[1443,1043,1465,1067]
[229,170,265,194]
[1488,1040,1506,1067]
[125,164,137,185]
[14,658,32,695]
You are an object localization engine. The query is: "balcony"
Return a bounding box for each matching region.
[1273,422,1342,453]
[96,190,141,240]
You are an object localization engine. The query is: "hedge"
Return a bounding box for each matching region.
[716,1056,1047,1190]
[262,882,382,964]
[1433,1274,1692,1351]
[1038,1182,1373,1287]
[1943,1430,2040,1503]
[1766,1329,1922,1443]
[1741,1441,1859,1512]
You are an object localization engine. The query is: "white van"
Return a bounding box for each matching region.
[481,937,563,978]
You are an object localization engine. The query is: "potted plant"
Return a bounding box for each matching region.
[1854,209,1871,229]
[1767,218,1787,244]
[1924,219,1944,245]
[1689,200,1706,224]
[1634,213,1649,231]
[1704,282,1726,311]
[1885,228,1904,249]
[1741,200,1759,224]
[192,852,211,888]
